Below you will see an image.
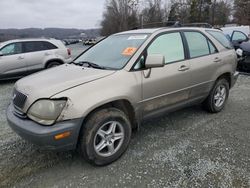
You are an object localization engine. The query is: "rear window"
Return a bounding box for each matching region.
[206,30,234,49]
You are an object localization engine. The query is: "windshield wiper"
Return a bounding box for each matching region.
[72,61,107,70]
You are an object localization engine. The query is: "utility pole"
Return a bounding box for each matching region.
[212,0,216,26]
[199,0,203,22]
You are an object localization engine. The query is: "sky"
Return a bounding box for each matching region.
[0,0,105,29]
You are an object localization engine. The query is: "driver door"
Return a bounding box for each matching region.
[140,32,192,117]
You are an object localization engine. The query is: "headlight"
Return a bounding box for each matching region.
[27,99,67,126]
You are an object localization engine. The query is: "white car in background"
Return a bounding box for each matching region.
[0,38,72,80]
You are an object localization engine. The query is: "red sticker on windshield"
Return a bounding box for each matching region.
[122,47,137,56]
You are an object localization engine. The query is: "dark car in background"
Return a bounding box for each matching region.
[222,27,250,72]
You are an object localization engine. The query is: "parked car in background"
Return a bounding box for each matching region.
[7,27,238,166]
[221,26,250,39]
[0,38,72,80]
[221,26,250,71]
[84,39,96,45]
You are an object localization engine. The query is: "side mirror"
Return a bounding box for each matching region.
[0,52,3,57]
[145,54,165,68]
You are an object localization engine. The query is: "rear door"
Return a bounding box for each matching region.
[183,31,223,100]
[140,32,192,117]
[0,42,27,79]
[23,41,57,72]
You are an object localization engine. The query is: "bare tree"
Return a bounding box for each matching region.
[101,0,139,36]
[140,0,165,27]
[234,0,250,25]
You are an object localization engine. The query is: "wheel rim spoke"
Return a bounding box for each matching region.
[114,133,124,141]
[97,129,107,139]
[108,122,117,134]
[107,143,115,154]
[96,140,107,152]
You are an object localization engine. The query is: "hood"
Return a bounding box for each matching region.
[15,64,116,98]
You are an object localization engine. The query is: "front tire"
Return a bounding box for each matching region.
[203,78,229,113]
[79,108,132,166]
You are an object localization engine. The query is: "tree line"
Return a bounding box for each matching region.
[101,0,250,36]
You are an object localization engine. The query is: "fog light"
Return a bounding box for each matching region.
[54,131,71,140]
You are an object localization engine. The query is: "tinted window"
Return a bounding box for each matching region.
[43,42,57,50]
[206,30,233,49]
[23,41,57,53]
[0,43,22,56]
[147,32,185,64]
[184,32,210,58]
[232,31,248,41]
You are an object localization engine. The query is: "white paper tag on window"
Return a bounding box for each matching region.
[128,35,148,40]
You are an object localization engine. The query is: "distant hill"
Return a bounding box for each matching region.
[0,28,100,42]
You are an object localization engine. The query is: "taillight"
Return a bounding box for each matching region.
[67,48,71,56]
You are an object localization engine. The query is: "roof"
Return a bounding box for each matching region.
[0,38,58,46]
[114,27,220,36]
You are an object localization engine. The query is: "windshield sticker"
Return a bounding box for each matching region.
[122,47,138,56]
[128,35,147,40]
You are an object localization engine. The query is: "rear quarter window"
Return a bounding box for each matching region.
[206,30,234,49]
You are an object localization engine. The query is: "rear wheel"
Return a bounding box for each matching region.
[46,61,61,68]
[79,108,132,166]
[203,78,229,113]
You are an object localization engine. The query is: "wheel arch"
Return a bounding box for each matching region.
[216,72,232,88]
[45,59,64,68]
[76,99,138,145]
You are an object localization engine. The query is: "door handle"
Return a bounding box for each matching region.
[214,57,222,63]
[178,65,190,72]
[17,56,24,60]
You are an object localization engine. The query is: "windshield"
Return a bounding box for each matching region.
[74,34,149,70]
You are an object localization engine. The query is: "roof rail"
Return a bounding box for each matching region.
[182,23,213,28]
[131,21,213,30]
[131,21,181,30]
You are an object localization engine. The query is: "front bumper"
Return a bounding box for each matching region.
[6,104,83,151]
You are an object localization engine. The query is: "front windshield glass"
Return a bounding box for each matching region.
[74,34,149,70]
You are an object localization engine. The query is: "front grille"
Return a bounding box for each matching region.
[13,89,27,109]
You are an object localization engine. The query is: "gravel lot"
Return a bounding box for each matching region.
[0,72,250,187]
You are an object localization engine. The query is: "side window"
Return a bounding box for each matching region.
[147,32,185,64]
[43,42,57,50]
[208,41,217,54]
[24,42,37,53]
[184,32,210,58]
[0,43,22,56]
[232,31,248,41]
[206,30,233,49]
[23,41,56,53]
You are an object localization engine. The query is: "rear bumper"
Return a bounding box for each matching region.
[231,71,239,88]
[7,104,83,151]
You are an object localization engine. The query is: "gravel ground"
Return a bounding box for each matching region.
[0,75,250,188]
